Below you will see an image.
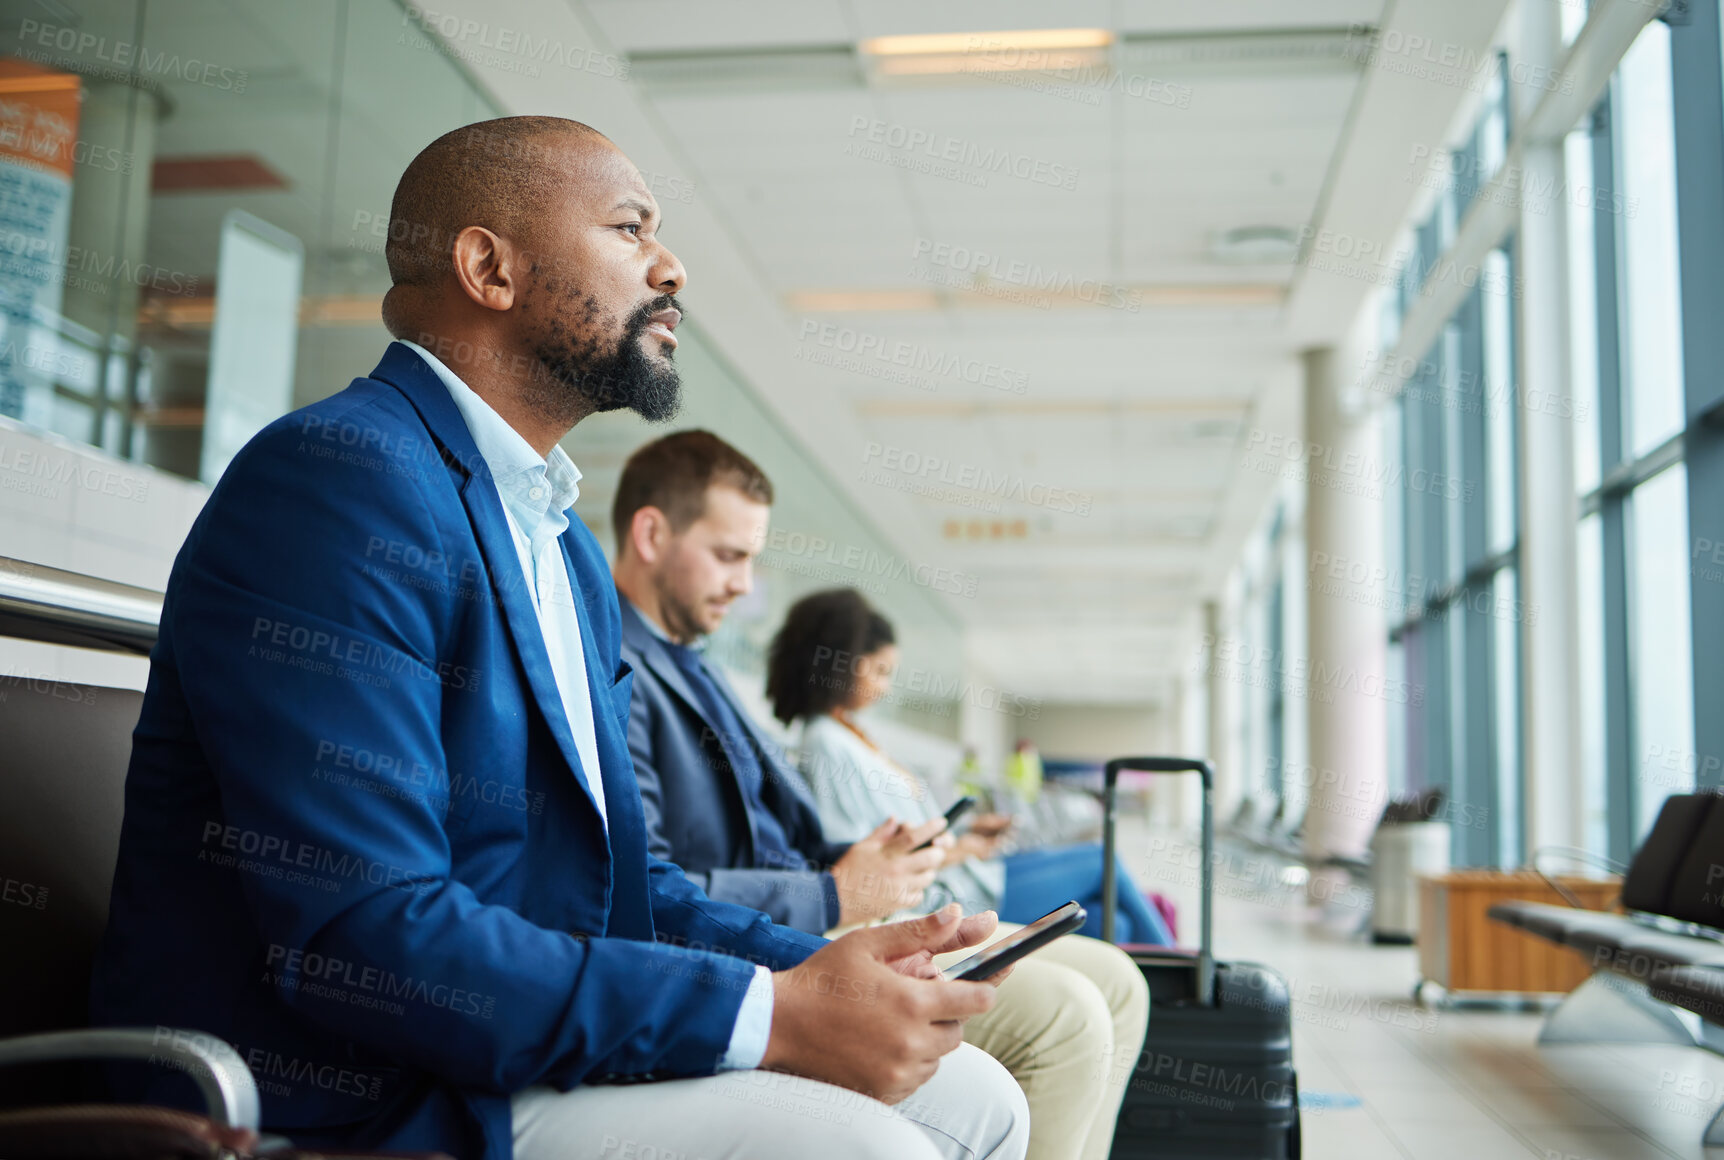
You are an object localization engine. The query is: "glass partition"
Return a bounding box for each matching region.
[0,1,976,728]
[1627,462,1694,837]
[0,0,501,481]
[1614,21,1685,462]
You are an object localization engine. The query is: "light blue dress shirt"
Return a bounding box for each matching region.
[402,341,773,1071]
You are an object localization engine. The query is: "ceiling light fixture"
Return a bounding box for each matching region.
[859,28,1114,57]
[871,52,1108,77]
[785,284,1283,313]
[626,26,1368,93]
[861,28,1112,78]
[1210,226,1302,265]
[1116,28,1371,73]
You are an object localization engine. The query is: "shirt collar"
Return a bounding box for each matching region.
[403,340,582,538]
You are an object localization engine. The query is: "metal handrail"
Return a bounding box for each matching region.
[0,555,161,655]
[0,1029,260,1129]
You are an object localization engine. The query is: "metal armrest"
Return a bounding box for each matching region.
[1528,846,1627,910]
[0,1029,260,1130]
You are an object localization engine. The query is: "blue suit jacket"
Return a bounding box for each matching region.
[90,343,824,1160]
[619,600,851,934]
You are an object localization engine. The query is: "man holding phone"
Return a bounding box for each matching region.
[90,118,1031,1160]
[943,903,1089,982]
[610,430,1149,1160]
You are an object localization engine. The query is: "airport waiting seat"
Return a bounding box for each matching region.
[1488,792,1724,984]
[1644,962,1724,1149]
[1487,792,1724,1147]
[0,673,450,1160]
[1650,964,1724,1023]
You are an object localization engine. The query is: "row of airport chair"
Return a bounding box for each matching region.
[1223,794,1383,882]
[0,673,453,1160]
[1224,787,1450,875]
[1490,791,1724,1147]
[1223,796,1311,861]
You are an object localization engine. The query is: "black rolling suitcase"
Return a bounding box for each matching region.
[1102,757,1301,1160]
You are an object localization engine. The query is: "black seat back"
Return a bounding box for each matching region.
[1621,793,1723,922]
[1664,796,1724,927]
[0,675,141,1046]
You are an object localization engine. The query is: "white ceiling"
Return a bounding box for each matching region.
[4,0,1514,707]
[401,0,1516,706]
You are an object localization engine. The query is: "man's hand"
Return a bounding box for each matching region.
[883,907,1005,981]
[761,906,998,1104]
[831,819,947,924]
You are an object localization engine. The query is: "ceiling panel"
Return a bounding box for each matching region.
[583,0,854,54]
[849,0,1114,39]
[1113,0,1383,34]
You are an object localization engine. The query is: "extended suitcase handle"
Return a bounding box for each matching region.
[1102,756,1217,1006]
[1104,757,1214,786]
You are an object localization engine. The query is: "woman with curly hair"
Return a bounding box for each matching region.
[767,588,1173,946]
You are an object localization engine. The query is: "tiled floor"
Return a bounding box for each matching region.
[1113,819,1724,1159]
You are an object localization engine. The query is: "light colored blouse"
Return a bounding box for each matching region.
[798,714,1006,916]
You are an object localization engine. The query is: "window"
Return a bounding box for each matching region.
[1491,566,1521,860]
[1627,463,1694,836]
[1238,515,1283,816]
[1463,58,1509,211]
[0,1,503,481]
[1265,571,1286,810]
[1565,123,1603,495]
[1375,5,1721,869]
[1576,513,1608,857]
[1614,22,1686,461]
[1569,17,1703,860]
[1483,251,1516,557]
[1385,239,1522,867]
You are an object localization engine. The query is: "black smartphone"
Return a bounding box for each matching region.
[941,901,1087,982]
[912,795,977,851]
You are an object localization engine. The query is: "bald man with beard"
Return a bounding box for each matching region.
[90,117,1028,1160]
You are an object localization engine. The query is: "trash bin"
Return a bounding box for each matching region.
[1369,821,1450,944]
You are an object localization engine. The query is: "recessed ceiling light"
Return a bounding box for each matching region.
[786,284,1284,312]
[870,51,1108,77]
[860,28,1114,57]
[1210,226,1301,265]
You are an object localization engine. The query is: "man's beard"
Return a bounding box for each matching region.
[652,571,709,645]
[529,293,684,423]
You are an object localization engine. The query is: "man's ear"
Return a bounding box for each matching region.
[449,226,518,313]
[629,505,672,565]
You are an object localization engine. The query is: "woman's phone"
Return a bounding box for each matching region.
[912,795,977,851]
[940,901,1087,982]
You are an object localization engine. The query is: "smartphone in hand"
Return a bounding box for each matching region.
[912,795,977,852]
[941,902,1087,981]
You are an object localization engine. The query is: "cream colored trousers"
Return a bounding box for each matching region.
[932,926,1150,1160]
